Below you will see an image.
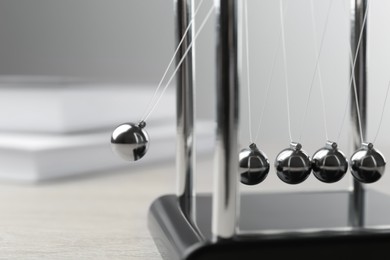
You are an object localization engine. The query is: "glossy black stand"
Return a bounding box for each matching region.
[148,190,390,260]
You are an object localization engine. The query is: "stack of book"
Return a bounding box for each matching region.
[0,76,214,182]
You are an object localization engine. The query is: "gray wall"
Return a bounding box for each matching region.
[0,0,175,84]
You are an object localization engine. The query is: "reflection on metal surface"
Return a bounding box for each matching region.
[312,141,348,183]
[351,143,386,183]
[111,121,149,161]
[275,142,312,184]
[239,143,270,185]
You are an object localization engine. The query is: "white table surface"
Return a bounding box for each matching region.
[0,156,388,259]
[0,161,180,259]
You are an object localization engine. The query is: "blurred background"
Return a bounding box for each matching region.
[0,0,389,188]
[0,0,390,258]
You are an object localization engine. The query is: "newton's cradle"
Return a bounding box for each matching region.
[111,0,390,259]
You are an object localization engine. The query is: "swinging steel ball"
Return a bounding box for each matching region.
[275,142,312,184]
[111,121,149,161]
[311,141,348,183]
[350,142,386,183]
[239,143,270,185]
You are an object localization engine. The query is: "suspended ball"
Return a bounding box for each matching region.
[350,143,386,183]
[312,141,348,183]
[111,121,149,161]
[275,142,311,184]
[239,143,270,185]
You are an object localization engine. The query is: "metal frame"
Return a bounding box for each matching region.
[349,0,368,228]
[173,0,369,240]
[146,1,390,258]
[175,0,196,222]
[212,0,241,240]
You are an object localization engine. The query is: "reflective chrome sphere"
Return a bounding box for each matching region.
[111,121,149,161]
[312,141,348,183]
[275,142,311,184]
[239,143,270,185]
[350,143,386,183]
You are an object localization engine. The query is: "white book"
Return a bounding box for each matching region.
[0,76,175,133]
[0,120,214,182]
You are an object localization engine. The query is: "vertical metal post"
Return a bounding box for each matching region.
[212,0,240,239]
[349,0,368,227]
[174,0,196,221]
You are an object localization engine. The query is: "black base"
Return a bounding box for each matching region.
[148,190,390,260]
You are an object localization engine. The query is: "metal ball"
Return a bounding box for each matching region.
[275,142,312,184]
[311,141,348,183]
[350,143,386,183]
[239,143,270,185]
[111,121,149,161]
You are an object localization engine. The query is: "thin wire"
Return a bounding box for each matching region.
[144,5,214,122]
[368,0,389,144]
[140,0,205,121]
[336,45,358,143]
[253,1,290,143]
[253,46,278,143]
[298,0,333,143]
[336,53,352,143]
[279,0,293,142]
[244,0,253,143]
[337,0,369,143]
[339,0,388,144]
[351,47,364,144]
[336,0,358,143]
[309,0,329,141]
[373,80,390,143]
